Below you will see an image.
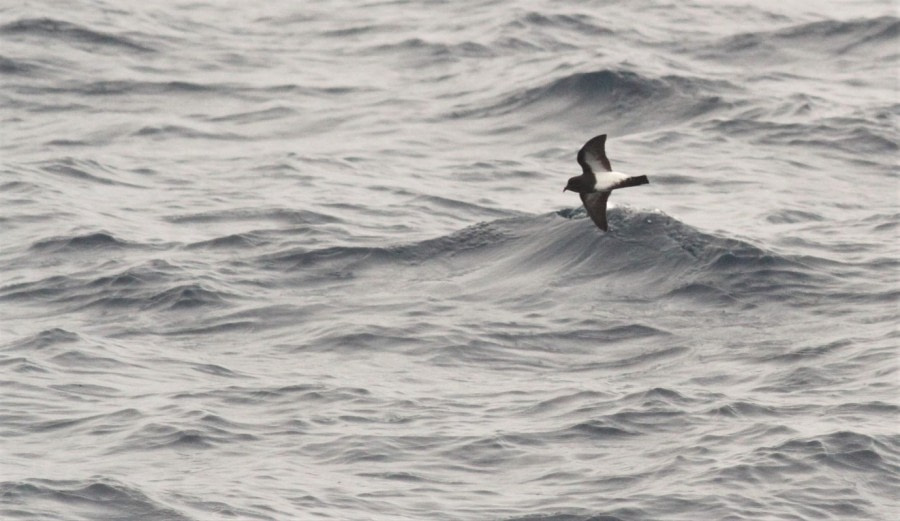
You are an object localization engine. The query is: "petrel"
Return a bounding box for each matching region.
[563,134,649,231]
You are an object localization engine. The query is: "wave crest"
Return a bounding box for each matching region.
[1,18,154,53]
[449,69,733,131]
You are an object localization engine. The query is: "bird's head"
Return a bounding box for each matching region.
[563,176,584,193]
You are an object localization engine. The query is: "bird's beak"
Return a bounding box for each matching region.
[562,187,568,192]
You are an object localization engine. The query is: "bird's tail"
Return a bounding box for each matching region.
[615,175,649,189]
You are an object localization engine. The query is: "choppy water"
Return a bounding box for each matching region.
[2,1,899,520]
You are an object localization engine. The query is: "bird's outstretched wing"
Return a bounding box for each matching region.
[580,191,610,231]
[576,134,612,179]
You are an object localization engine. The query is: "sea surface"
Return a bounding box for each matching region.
[1,1,898,520]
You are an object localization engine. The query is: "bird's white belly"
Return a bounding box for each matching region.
[593,171,629,191]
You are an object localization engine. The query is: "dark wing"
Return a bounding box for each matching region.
[576,134,612,178]
[579,191,611,231]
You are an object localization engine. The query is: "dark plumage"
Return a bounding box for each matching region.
[563,134,649,231]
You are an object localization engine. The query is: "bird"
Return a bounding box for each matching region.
[563,134,649,231]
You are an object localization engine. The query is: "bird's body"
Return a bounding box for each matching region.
[563,134,649,231]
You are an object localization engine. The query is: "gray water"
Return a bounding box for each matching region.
[1,1,898,520]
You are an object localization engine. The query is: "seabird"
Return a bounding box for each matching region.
[563,134,649,231]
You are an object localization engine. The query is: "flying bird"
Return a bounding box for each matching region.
[563,134,649,231]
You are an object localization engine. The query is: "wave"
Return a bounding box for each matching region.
[707,16,899,61]
[30,232,133,252]
[71,280,231,313]
[5,209,837,319]
[186,232,269,250]
[167,207,340,225]
[367,38,494,61]
[132,124,246,141]
[139,283,229,311]
[119,421,256,451]
[704,116,897,155]
[6,327,81,350]
[30,79,224,97]
[765,209,826,224]
[262,208,833,308]
[710,430,898,482]
[38,157,145,187]
[508,11,613,36]
[25,79,369,100]
[0,54,38,75]
[30,408,141,435]
[448,68,734,132]
[0,18,154,53]
[360,11,610,60]
[501,512,637,521]
[0,259,233,312]
[205,105,297,124]
[0,479,191,520]
[258,218,511,271]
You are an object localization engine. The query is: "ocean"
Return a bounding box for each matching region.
[1,1,898,519]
